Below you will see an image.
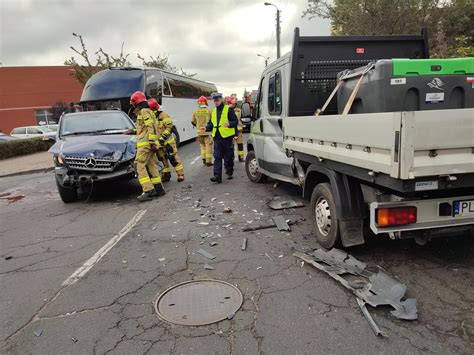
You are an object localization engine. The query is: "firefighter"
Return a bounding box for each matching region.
[147,98,185,182]
[192,96,213,166]
[226,96,245,162]
[202,93,238,183]
[130,91,165,202]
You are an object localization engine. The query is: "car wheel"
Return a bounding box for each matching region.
[172,126,181,147]
[245,150,266,183]
[310,183,341,249]
[55,179,78,203]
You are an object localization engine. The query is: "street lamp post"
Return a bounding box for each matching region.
[257,54,270,67]
[264,2,281,59]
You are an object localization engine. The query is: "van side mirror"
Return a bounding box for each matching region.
[241,103,251,118]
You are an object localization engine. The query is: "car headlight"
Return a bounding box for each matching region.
[55,155,64,166]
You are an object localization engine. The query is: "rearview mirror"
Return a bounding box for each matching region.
[241,103,251,118]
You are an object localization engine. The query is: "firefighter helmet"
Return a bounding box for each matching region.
[147,98,160,111]
[197,96,208,105]
[130,91,147,107]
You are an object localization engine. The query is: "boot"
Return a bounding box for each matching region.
[161,172,171,182]
[202,158,206,165]
[239,156,244,162]
[227,174,233,180]
[177,175,185,182]
[205,162,213,167]
[154,183,166,196]
[210,176,222,183]
[137,190,154,202]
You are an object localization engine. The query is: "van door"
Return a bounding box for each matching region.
[262,67,294,178]
[252,76,266,169]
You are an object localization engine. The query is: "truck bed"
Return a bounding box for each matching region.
[283,108,474,190]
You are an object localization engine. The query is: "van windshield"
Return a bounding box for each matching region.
[60,112,134,137]
[80,69,145,102]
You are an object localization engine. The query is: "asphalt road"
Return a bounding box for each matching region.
[0,137,473,354]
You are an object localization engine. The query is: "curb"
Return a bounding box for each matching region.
[0,167,54,178]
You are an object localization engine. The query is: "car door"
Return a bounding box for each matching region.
[262,67,294,178]
[251,76,266,169]
[27,127,41,137]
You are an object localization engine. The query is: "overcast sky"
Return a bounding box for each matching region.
[0,0,330,96]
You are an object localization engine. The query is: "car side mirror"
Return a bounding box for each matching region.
[241,103,251,118]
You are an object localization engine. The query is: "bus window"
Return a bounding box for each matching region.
[145,70,163,98]
[163,76,172,96]
[164,72,215,98]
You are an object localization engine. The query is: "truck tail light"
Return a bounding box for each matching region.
[377,207,417,227]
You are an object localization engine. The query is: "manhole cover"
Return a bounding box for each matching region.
[155,279,243,326]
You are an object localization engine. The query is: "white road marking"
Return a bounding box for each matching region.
[61,209,147,287]
[190,155,201,165]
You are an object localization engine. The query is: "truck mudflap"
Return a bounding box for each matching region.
[369,195,474,235]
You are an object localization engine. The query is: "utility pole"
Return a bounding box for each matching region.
[264,2,281,59]
[257,54,270,66]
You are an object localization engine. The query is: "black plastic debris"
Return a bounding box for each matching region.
[5,256,13,260]
[268,196,304,210]
[293,247,418,321]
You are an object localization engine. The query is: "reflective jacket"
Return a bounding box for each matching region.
[135,107,156,148]
[153,110,175,145]
[192,106,212,136]
[211,105,235,139]
[234,107,243,132]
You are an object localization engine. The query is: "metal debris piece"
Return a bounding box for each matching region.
[159,257,166,262]
[211,197,217,201]
[241,237,248,251]
[198,222,210,226]
[227,312,235,320]
[242,217,304,232]
[197,249,216,260]
[268,196,305,210]
[71,337,78,343]
[33,329,43,337]
[293,249,417,321]
[273,215,291,231]
[223,207,232,213]
[256,266,262,270]
[209,241,218,247]
[356,298,387,337]
[204,263,215,270]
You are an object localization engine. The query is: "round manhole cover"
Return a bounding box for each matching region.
[155,279,243,326]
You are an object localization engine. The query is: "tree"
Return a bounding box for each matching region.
[65,33,196,85]
[302,0,473,56]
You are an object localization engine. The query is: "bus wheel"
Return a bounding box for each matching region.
[172,127,181,147]
[310,183,341,249]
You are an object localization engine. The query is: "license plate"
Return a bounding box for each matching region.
[453,200,474,217]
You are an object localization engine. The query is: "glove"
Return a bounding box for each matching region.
[150,143,158,152]
[158,137,166,146]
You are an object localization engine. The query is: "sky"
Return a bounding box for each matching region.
[0,0,330,96]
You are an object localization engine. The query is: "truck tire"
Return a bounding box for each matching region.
[245,150,267,183]
[56,180,78,203]
[310,183,341,249]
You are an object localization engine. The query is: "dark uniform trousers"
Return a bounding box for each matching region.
[213,137,234,177]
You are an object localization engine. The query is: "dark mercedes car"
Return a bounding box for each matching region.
[49,111,136,203]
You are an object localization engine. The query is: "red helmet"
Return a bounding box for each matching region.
[130,91,146,107]
[147,98,160,110]
[225,96,236,106]
[197,96,208,105]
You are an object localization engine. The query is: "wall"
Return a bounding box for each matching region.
[0,66,84,133]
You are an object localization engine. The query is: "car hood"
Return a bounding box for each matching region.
[49,134,136,161]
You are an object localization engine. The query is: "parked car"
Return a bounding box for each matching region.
[49,110,137,203]
[0,132,18,141]
[10,126,56,140]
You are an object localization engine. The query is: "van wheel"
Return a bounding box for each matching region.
[172,126,181,147]
[310,183,341,249]
[245,150,266,183]
[56,179,78,203]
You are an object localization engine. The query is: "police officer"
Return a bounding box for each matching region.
[226,96,245,162]
[148,98,185,182]
[130,91,165,202]
[203,93,238,183]
[192,96,213,166]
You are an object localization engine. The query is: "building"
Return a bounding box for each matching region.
[0,66,84,133]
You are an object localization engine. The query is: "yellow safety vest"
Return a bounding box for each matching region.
[211,105,235,138]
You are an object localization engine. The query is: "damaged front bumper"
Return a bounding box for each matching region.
[55,162,135,187]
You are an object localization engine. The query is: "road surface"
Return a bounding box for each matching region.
[1,138,473,354]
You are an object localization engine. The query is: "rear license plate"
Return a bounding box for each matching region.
[453,200,474,217]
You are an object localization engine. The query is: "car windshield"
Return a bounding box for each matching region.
[39,127,53,132]
[60,112,134,137]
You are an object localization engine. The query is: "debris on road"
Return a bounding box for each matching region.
[293,247,418,321]
[1,194,25,204]
[71,337,78,343]
[198,221,210,226]
[357,297,388,337]
[268,195,305,210]
[204,263,215,270]
[241,237,248,251]
[223,207,232,213]
[273,215,291,231]
[5,256,12,260]
[209,241,218,247]
[256,266,262,270]
[158,257,166,262]
[241,217,304,232]
[33,329,43,337]
[197,249,216,260]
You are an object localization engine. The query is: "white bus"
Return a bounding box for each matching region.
[80,67,217,144]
